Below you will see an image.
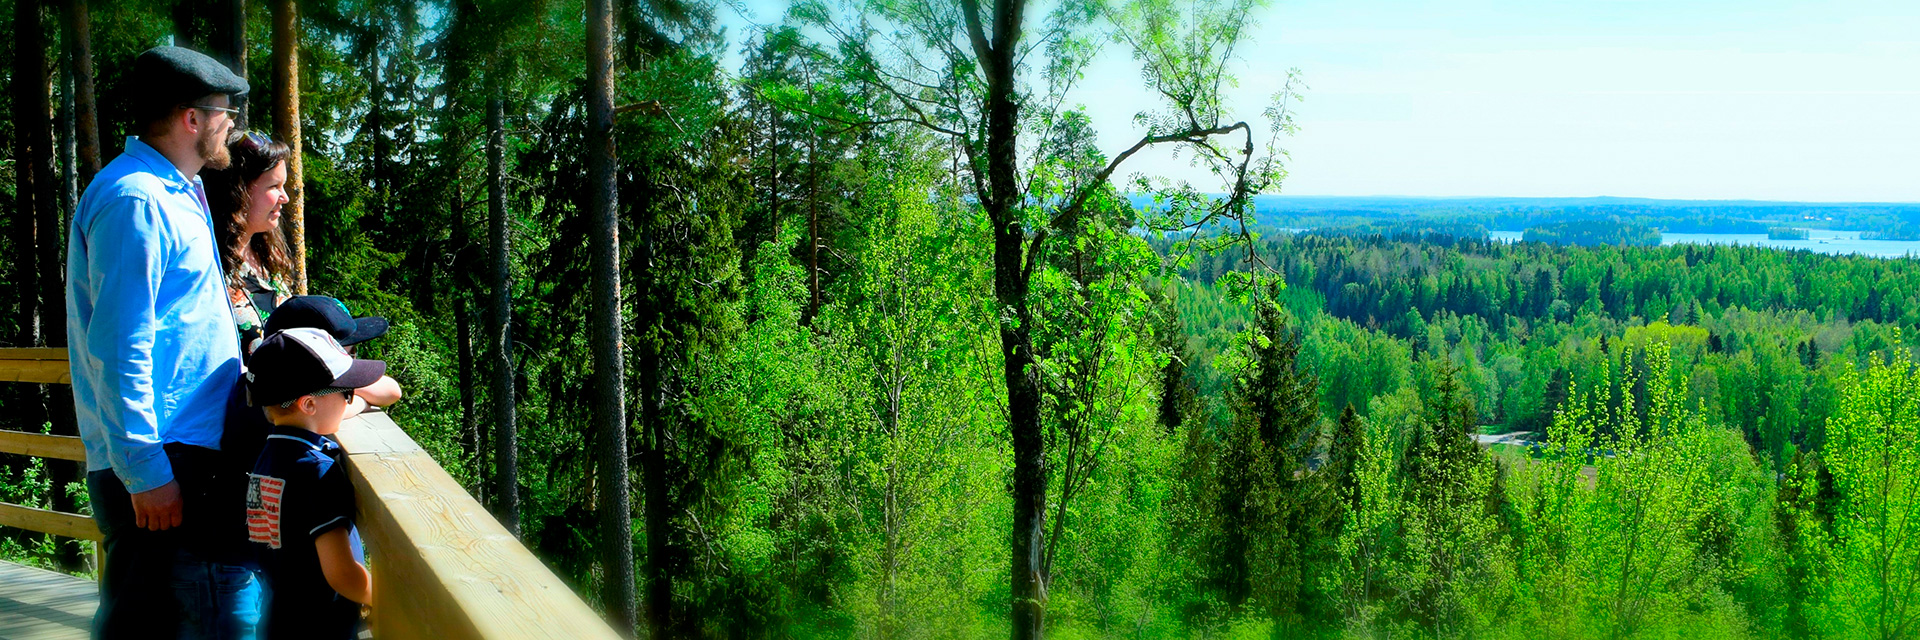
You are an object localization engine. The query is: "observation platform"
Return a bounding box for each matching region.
[0,561,94,640]
[0,348,621,639]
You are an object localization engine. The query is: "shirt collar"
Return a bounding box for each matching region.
[122,136,203,191]
[268,424,335,451]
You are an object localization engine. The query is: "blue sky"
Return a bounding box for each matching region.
[718,0,1920,202]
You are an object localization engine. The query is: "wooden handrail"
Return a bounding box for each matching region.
[0,503,100,542]
[0,429,87,462]
[0,348,73,384]
[334,412,622,639]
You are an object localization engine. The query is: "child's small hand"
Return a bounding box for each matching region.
[361,584,374,629]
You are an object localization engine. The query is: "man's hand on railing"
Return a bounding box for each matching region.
[132,480,184,531]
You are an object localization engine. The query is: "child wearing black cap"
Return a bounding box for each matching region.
[263,295,404,418]
[222,296,404,524]
[244,327,382,639]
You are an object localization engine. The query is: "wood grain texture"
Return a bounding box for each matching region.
[0,359,71,384]
[332,409,420,455]
[0,503,101,542]
[0,431,86,462]
[0,349,67,360]
[337,412,621,640]
[0,349,71,384]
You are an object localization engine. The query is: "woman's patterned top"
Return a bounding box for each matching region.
[230,259,290,356]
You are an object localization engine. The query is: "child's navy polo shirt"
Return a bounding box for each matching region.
[247,424,361,639]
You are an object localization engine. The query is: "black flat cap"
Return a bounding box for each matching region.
[132,46,249,109]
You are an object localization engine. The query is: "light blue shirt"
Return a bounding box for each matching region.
[66,137,241,494]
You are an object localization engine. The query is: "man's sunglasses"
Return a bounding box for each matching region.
[184,103,241,117]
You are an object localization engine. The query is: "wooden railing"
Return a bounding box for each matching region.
[0,349,622,640]
[0,349,100,558]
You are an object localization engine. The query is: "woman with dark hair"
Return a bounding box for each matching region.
[203,131,294,353]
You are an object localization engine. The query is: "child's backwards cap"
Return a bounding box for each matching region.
[247,327,388,408]
[264,296,389,346]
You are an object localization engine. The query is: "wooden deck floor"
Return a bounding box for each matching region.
[0,561,95,640]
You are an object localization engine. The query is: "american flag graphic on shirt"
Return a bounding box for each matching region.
[246,473,285,549]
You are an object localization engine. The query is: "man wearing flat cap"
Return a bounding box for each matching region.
[67,45,263,639]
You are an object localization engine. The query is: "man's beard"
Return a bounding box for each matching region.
[199,126,231,170]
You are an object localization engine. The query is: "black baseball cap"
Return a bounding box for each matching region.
[264,296,389,347]
[131,46,249,110]
[247,328,387,408]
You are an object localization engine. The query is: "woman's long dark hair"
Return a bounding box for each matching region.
[203,135,294,285]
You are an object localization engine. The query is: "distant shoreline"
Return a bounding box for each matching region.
[1248,195,1920,207]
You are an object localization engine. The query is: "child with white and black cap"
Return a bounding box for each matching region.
[243,327,381,639]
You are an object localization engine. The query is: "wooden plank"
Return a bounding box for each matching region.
[0,349,68,361]
[0,503,100,542]
[0,431,86,462]
[331,408,421,456]
[336,412,621,640]
[0,561,97,640]
[0,359,70,385]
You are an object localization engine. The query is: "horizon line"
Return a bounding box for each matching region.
[1206,194,1920,206]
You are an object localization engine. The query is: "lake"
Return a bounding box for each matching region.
[1487,229,1920,259]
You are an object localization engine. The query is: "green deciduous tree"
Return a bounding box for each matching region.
[785,1,1292,632]
[1817,346,1920,640]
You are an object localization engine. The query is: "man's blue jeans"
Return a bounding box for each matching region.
[90,455,262,640]
[171,549,263,639]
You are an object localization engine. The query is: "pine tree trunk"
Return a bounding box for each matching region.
[12,0,48,479]
[221,0,246,69]
[13,0,44,353]
[62,0,99,185]
[45,11,84,574]
[213,0,246,127]
[171,0,200,51]
[270,0,304,293]
[634,167,670,635]
[642,340,669,639]
[31,0,56,344]
[586,0,636,632]
[17,0,80,574]
[59,52,76,242]
[452,157,479,490]
[455,290,479,483]
[486,95,520,535]
[446,0,481,498]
